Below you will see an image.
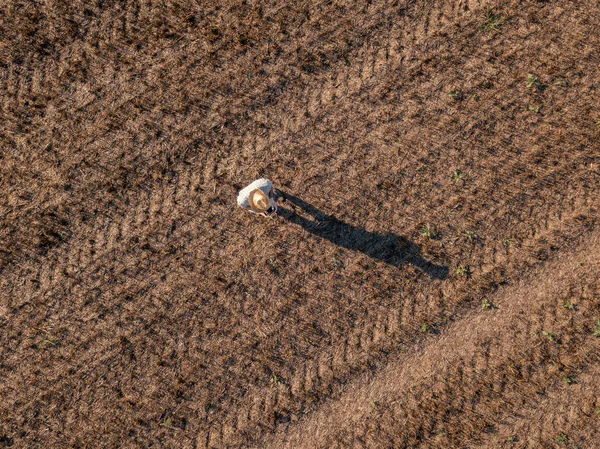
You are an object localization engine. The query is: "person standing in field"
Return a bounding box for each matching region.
[237,178,281,218]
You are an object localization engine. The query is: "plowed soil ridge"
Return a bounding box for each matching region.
[259,232,600,448]
[1,0,599,448]
[0,0,505,302]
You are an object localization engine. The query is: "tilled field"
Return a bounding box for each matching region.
[1,0,599,448]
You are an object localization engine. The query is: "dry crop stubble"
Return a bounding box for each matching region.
[1,0,600,448]
[259,232,600,448]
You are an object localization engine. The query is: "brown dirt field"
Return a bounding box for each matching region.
[261,232,600,449]
[1,0,599,448]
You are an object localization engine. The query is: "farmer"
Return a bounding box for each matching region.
[237,178,280,217]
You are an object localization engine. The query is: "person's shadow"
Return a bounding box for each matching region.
[277,192,449,280]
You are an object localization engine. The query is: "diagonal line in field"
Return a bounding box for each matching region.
[257,232,600,448]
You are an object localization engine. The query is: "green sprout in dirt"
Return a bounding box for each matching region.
[161,418,173,429]
[456,265,470,277]
[526,74,540,89]
[420,323,431,333]
[507,435,518,443]
[595,406,600,415]
[596,118,600,128]
[592,319,600,337]
[542,330,555,342]
[528,105,540,113]
[270,373,283,385]
[465,230,475,242]
[502,235,514,248]
[481,299,494,310]
[481,10,502,33]
[453,170,465,183]
[420,223,436,239]
[562,375,576,385]
[556,432,568,445]
[562,301,576,311]
[35,333,58,350]
[448,90,460,99]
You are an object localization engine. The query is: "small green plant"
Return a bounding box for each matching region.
[448,90,459,98]
[35,333,58,350]
[542,330,555,342]
[420,223,436,238]
[481,299,494,310]
[270,373,282,385]
[453,170,465,183]
[562,375,576,385]
[526,74,540,89]
[563,301,576,311]
[592,319,600,337]
[556,432,568,444]
[595,406,600,415]
[502,235,514,248]
[507,435,518,442]
[456,265,470,277]
[420,323,431,333]
[481,10,502,33]
[466,230,475,242]
[528,105,540,113]
[161,418,173,429]
[597,118,600,128]
[216,150,226,158]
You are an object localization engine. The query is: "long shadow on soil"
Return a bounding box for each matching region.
[278,193,449,280]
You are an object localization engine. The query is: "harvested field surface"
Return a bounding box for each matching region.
[1,0,599,448]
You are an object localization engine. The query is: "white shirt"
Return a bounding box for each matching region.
[237,178,277,212]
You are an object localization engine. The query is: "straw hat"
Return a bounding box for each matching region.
[249,189,271,213]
